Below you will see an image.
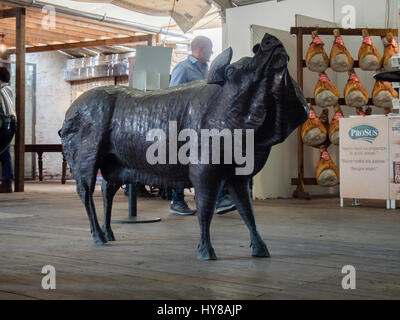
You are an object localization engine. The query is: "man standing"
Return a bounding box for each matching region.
[169,35,236,216]
[0,67,15,193]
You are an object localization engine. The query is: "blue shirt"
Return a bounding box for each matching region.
[169,55,208,87]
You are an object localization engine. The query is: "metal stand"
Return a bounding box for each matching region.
[340,198,361,207]
[387,199,396,210]
[342,198,397,210]
[112,184,161,224]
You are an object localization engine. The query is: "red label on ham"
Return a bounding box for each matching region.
[334,112,344,120]
[335,36,345,46]
[312,36,324,45]
[349,73,359,82]
[363,36,373,45]
[321,151,331,161]
[319,73,330,82]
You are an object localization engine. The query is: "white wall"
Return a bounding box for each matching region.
[226,0,398,198]
[226,0,334,59]
[333,0,397,29]
[26,52,72,179]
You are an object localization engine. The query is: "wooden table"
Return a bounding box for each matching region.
[24,144,67,184]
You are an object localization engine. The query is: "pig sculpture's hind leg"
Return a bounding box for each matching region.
[76,173,107,245]
[101,179,121,241]
[227,178,270,257]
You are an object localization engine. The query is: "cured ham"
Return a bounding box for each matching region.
[330,29,354,72]
[328,104,344,145]
[301,104,327,147]
[316,147,340,187]
[372,80,398,114]
[306,31,329,73]
[344,70,369,107]
[382,32,399,71]
[314,72,340,108]
[358,29,382,71]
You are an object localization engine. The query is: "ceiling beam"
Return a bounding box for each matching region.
[26,10,138,37]
[7,34,152,54]
[0,33,72,47]
[0,8,17,19]
[25,15,132,39]
[211,0,234,9]
[0,25,90,42]
[0,21,96,42]
[233,0,274,6]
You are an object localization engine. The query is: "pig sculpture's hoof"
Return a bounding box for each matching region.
[251,242,270,258]
[197,245,217,260]
[92,231,108,245]
[102,226,116,241]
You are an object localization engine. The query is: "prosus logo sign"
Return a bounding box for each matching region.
[348,125,379,144]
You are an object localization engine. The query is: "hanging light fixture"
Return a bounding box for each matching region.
[0,34,7,53]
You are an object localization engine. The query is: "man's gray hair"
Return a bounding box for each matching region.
[191,36,212,52]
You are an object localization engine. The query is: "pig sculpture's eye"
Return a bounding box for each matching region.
[226,67,235,78]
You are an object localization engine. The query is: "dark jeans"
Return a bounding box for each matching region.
[171,183,227,204]
[0,146,13,186]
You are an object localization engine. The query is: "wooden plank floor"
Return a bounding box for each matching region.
[0,181,399,299]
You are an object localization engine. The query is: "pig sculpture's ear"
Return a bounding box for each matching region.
[207,47,233,85]
[252,44,260,54]
[260,33,280,52]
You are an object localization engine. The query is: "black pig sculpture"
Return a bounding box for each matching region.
[60,33,308,260]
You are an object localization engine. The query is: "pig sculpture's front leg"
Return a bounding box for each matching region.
[190,165,223,260]
[226,177,270,257]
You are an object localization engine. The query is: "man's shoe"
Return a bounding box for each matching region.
[123,184,155,198]
[0,184,12,193]
[137,188,155,198]
[215,196,236,215]
[170,201,196,216]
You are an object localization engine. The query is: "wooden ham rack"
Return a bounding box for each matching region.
[289,26,398,200]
